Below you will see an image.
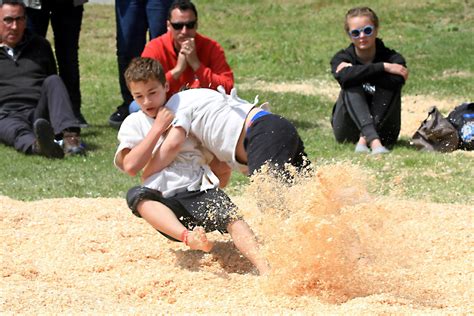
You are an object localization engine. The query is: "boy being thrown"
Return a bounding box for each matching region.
[114,58,270,275]
[132,58,310,180]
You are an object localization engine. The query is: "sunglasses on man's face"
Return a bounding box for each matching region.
[348,25,374,39]
[170,20,197,30]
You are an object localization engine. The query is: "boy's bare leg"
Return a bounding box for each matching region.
[138,200,213,252]
[227,219,271,275]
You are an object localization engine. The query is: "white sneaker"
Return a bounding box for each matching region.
[355,143,370,153]
[371,146,390,155]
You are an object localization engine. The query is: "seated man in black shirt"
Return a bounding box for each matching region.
[0,0,85,158]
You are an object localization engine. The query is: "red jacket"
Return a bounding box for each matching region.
[142,32,234,99]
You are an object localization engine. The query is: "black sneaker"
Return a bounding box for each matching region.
[108,104,129,128]
[33,119,65,159]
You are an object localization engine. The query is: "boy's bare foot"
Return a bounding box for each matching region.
[186,227,214,252]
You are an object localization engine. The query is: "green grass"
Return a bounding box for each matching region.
[1,0,473,203]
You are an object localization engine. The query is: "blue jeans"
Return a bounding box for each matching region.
[26,3,84,118]
[115,0,172,107]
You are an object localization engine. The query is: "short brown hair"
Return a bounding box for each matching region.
[124,57,167,87]
[344,7,379,33]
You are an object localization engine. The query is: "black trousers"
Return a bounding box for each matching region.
[331,85,401,147]
[0,75,80,153]
[26,3,84,117]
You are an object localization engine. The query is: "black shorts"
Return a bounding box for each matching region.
[244,113,310,176]
[126,186,241,241]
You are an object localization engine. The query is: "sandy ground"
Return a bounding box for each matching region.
[1,164,473,314]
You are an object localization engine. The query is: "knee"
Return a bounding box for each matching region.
[226,218,248,234]
[126,186,151,217]
[42,75,68,95]
[43,75,62,86]
[339,86,370,109]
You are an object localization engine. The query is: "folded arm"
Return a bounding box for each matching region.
[141,126,186,181]
[116,107,174,177]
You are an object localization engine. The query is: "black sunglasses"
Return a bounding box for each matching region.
[170,20,197,30]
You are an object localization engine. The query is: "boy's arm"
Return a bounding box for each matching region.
[209,156,232,188]
[120,107,174,176]
[141,126,187,181]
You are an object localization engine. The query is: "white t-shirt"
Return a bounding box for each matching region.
[114,111,218,197]
[165,87,257,171]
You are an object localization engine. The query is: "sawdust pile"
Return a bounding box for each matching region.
[1,164,473,313]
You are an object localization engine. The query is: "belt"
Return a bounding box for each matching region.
[246,110,270,133]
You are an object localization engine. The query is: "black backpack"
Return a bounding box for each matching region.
[447,102,474,150]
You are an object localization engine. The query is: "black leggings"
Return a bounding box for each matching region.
[331,85,401,147]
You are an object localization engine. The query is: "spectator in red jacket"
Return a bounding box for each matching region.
[141,0,234,100]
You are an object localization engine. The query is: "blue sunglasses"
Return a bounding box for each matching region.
[349,25,375,39]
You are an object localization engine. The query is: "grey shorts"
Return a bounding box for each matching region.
[126,186,241,241]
